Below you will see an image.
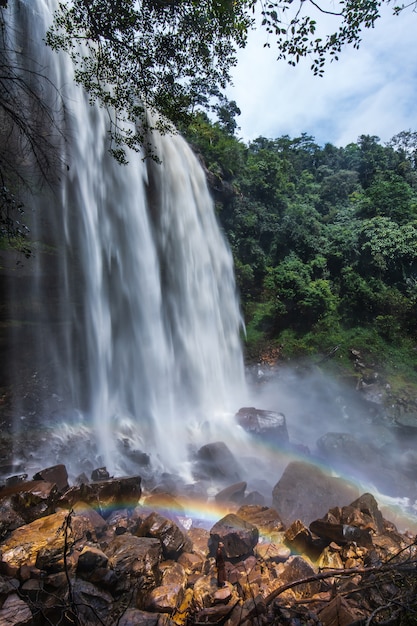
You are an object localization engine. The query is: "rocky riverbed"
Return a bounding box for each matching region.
[0,461,417,626]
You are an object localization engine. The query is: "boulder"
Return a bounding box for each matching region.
[105,534,161,585]
[59,475,142,515]
[215,482,247,504]
[0,508,98,576]
[0,593,32,626]
[235,407,289,444]
[209,513,259,559]
[235,505,285,537]
[138,512,192,559]
[33,464,69,493]
[144,584,185,613]
[0,480,58,524]
[278,555,320,599]
[193,442,242,483]
[76,545,109,573]
[272,461,359,527]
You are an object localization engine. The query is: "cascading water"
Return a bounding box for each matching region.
[2,0,247,479]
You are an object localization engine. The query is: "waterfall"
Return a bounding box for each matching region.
[2,0,246,479]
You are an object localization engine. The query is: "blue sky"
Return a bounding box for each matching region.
[227,4,417,147]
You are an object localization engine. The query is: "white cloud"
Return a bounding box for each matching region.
[227,4,417,147]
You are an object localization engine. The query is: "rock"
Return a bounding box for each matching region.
[91,467,110,481]
[5,474,28,487]
[33,464,69,493]
[138,512,192,559]
[177,552,204,574]
[145,583,185,613]
[278,555,320,599]
[235,407,289,444]
[118,608,175,625]
[193,442,242,483]
[284,519,319,560]
[225,594,266,626]
[242,491,265,506]
[141,492,184,518]
[105,534,161,588]
[59,475,142,515]
[0,509,98,576]
[309,492,386,549]
[0,499,26,540]
[76,545,108,572]
[0,480,58,524]
[235,504,285,537]
[71,578,114,624]
[215,482,247,504]
[317,594,365,626]
[209,513,259,559]
[255,542,290,562]
[309,520,373,548]
[272,461,359,527]
[0,593,32,626]
[316,545,344,570]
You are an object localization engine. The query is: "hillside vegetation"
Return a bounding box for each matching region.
[184,116,417,385]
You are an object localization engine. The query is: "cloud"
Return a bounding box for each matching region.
[227,5,417,147]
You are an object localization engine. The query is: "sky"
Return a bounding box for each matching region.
[227,4,417,148]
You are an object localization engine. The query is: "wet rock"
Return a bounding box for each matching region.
[242,491,265,506]
[209,513,259,559]
[0,593,32,626]
[235,407,289,444]
[272,461,359,527]
[177,551,204,574]
[59,475,142,515]
[316,545,344,570]
[284,519,319,560]
[255,542,290,562]
[76,545,108,573]
[0,480,58,524]
[236,504,285,538]
[215,482,247,504]
[105,534,161,587]
[0,510,73,576]
[317,594,365,626]
[138,512,192,559]
[33,464,69,493]
[118,608,175,625]
[226,594,266,626]
[193,442,243,483]
[71,578,114,624]
[91,467,110,481]
[5,474,28,487]
[309,492,386,550]
[278,555,320,599]
[0,499,26,540]
[141,493,184,519]
[309,520,373,548]
[145,583,185,613]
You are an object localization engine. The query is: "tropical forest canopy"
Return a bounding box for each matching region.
[184,116,417,371]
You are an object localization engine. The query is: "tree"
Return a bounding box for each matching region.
[45,0,253,161]
[0,5,63,241]
[45,0,417,158]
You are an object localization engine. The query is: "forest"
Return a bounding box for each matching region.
[184,115,417,381]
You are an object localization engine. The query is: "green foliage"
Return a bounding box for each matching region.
[186,115,417,372]
[46,0,253,159]
[42,0,417,159]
